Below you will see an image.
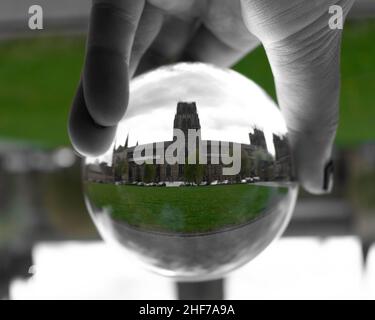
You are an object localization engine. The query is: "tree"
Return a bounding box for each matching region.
[144,164,156,183]
[184,149,204,184]
[114,160,126,181]
[253,149,274,180]
[240,151,252,178]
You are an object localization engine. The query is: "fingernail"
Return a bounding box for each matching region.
[323,159,334,193]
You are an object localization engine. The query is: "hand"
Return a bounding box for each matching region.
[68,0,355,194]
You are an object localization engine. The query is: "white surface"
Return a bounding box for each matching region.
[228,237,371,300]
[10,242,175,300]
[10,237,375,300]
[366,244,375,299]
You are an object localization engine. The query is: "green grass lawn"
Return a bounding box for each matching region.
[0,19,374,148]
[85,183,285,233]
[0,37,84,148]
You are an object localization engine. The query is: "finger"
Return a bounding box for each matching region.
[129,4,164,78]
[267,30,341,195]
[148,0,198,15]
[68,82,117,157]
[241,0,355,194]
[83,0,145,126]
[135,15,200,75]
[183,24,259,67]
[272,35,341,196]
[184,0,260,67]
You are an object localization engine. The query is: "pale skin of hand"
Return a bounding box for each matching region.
[69,0,356,194]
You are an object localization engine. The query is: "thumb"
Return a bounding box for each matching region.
[241,0,354,194]
[268,27,343,194]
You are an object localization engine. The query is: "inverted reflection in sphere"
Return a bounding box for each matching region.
[83,63,298,281]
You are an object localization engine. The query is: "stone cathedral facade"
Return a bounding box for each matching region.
[105,102,292,184]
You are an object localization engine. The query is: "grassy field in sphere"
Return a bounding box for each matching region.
[85,183,287,233]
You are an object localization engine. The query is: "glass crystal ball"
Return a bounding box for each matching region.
[83,63,298,281]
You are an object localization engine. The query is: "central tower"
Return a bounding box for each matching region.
[173,102,201,137]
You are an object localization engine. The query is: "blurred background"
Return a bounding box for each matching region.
[0,0,375,299]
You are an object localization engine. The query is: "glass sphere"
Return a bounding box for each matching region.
[83,63,298,281]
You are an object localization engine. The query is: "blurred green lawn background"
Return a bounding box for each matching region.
[0,20,374,149]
